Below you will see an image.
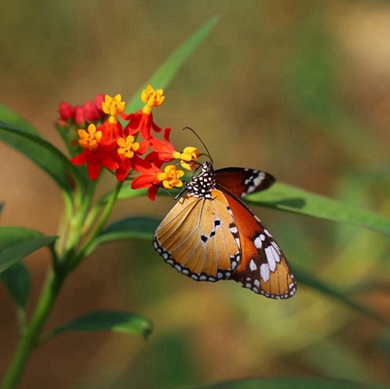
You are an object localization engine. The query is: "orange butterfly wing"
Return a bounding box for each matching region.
[218,186,297,299]
[215,167,275,198]
[154,189,241,281]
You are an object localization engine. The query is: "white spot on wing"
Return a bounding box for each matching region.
[254,236,262,249]
[260,263,270,282]
[265,246,279,271]
[271,240,281,254]
[246,172,265,194]
[249,259,257,271]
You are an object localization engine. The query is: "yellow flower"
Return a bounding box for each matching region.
[102,94,126,123]
[173,147,200,170]
[117,136,141,159]
[78,124,102,151]
[141,85,165,114]
[157,165,185,189]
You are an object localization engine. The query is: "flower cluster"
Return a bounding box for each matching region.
[58,94,107,126]
[62,85,199,200]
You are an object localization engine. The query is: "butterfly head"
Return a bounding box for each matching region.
[185,161,216,199]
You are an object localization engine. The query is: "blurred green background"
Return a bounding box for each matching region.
[2,1,390,388]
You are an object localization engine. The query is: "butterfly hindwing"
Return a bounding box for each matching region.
[215,167,275,199]
[154,189,241,281]
[218,186,297,299]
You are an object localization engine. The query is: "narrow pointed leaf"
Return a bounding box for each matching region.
[0,262,31,309]
[247,182,390,236]
[51,310,152,338]
[0,226,57,273]
[100,186,148,205]
[87,217,160,256]
[126,16,219,112]
[0,102,39,135]
[106,181,390,237]
[0,122,86,197]
[98,217,160,241]
[193,377,389,389]
[295,267,390,329]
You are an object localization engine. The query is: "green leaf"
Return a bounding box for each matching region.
[0,102,39,135]
[98,216,160,242]
[247,182,390,236]
[86,217,160,256]
[126,15,219,112]
[0,262,31,309]
[49,310,152,339]
[0,226,57,273]
[100,186,148,205]
[107,181,390,237]
[193,377,389,389]
[295,267,390,329]
[0,202,4,217]
[0,121,86,197]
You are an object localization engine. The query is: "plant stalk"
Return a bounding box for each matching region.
[1,269,65,389]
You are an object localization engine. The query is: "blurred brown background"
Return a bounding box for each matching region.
[2,1,390,388]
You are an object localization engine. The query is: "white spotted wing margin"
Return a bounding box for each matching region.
[217,185,297,299]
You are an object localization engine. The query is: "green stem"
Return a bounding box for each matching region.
[1,178,121,389]
[1,269,65,389]
[66,180,123,271]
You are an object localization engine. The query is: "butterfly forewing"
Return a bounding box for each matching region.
[219,186,297,299]
[154,189,241,281]
[215,168,275,199]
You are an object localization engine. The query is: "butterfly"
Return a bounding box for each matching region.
[153,161,296,299]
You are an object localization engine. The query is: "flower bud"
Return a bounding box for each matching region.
[84,100,101,122]
[94,94,105,113]
[74,105,85,125]
[59,102,75,121]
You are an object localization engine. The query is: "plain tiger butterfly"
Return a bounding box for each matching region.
[153,161,297,299]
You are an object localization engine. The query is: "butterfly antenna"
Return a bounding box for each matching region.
[182,127,213,164]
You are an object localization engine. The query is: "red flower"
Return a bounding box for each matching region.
[121,85,166,141]
[71,124,119,180]
[101,119,124,139]
[131,161,162,201]
[100,94,126,138]
[115,135,149,181]
[150,127,200,170]
[131,162,184,201]
[149,127,175,162]
[122,110,163,140]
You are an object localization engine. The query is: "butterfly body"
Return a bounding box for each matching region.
[153,162,297,299]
